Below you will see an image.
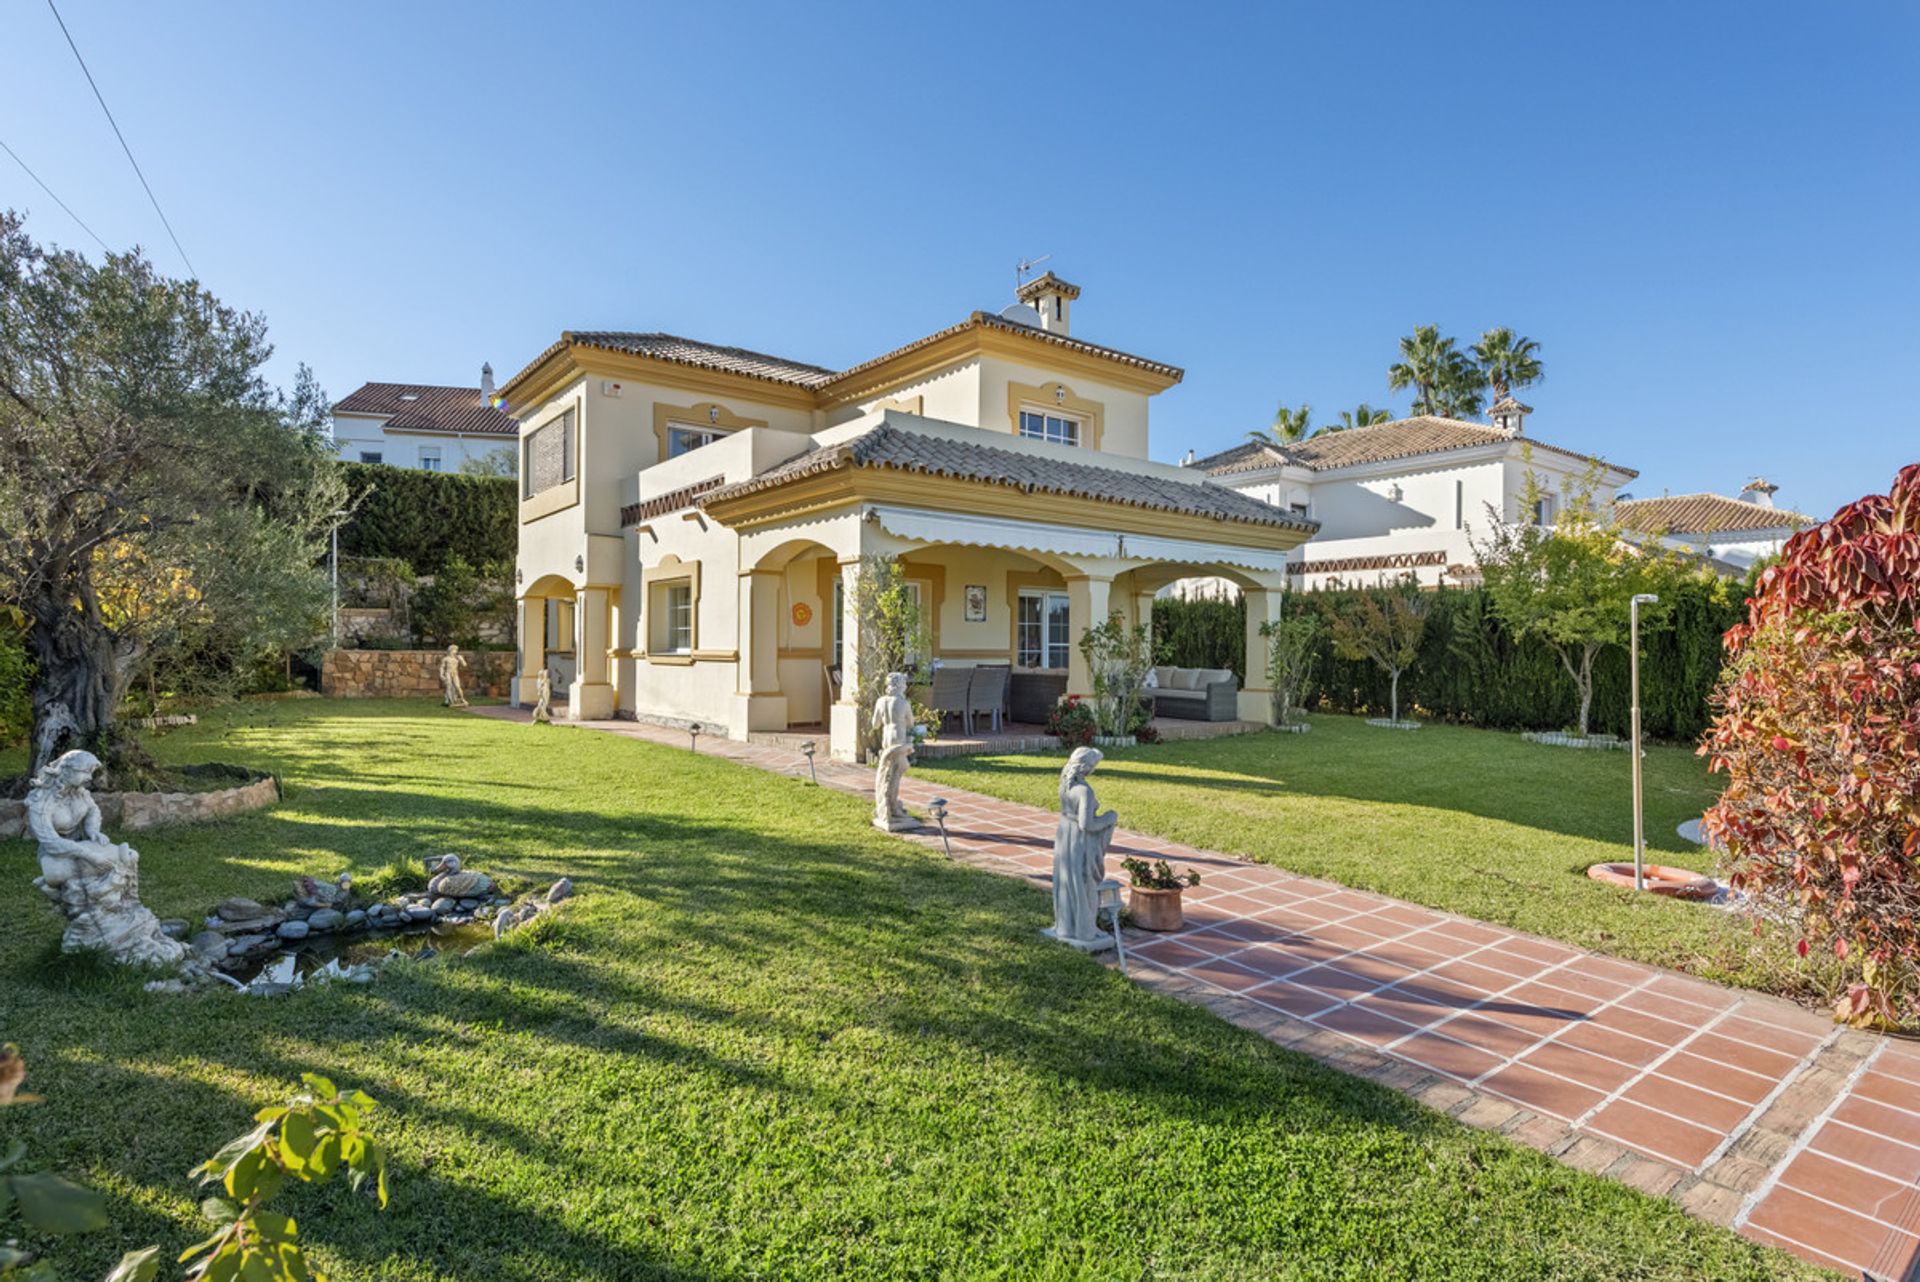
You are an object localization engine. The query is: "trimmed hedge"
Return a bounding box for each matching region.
[1153,577,1744,743]
[338,463,516,574]
[0,625,29,746]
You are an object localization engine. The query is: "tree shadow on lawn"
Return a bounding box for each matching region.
[931,723,1721,861]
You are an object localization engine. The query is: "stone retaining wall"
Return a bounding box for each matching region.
[321,648,515,699]
[0,774,279,840]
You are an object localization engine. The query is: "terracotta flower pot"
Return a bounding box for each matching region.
[1128,884,1186,931]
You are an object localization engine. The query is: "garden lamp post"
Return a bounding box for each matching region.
[799,740,818,785]
[688,723,702,754]
[1630,593,1660,891]
[927,797,951,858]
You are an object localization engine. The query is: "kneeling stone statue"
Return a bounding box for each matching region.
[1045,746,1120,952]
[27,750,194,969]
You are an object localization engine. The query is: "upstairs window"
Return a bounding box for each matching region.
[524,409,576,498]
[1533,494,1557,526]
[1018,410,1080,447]
[667,424,724,458]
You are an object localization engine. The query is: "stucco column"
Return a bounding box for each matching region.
[515,596,546,707]
[1240,583,1286,723]
[571,586,615,721]
[1064,574,1113,699]
[732,568,789,736]
[829,559,864,762]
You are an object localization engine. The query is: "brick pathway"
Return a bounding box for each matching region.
[473,707,1920,1279]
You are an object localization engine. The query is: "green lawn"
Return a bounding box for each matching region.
[917,714,1808,1001]
[0,702,1824,1280]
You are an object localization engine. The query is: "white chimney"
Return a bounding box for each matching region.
[480,362,496,403]
[1739,477,1778,508]
[1014,272,1080,336]
[1487,395,1532,437]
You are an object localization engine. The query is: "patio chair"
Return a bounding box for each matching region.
[927,665,971,731]
[1097,878,1127,974]
[964,664,1008,735]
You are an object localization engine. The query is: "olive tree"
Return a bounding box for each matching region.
[0,212,347,777]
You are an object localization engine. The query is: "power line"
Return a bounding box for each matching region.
[0,136,110,251]
[44,0,196,277]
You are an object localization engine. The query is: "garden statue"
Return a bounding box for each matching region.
[26,749,196,969]
[871,671,915,831]
[532,666,554,723]
[1045,746,1119,952]
[440,644,470,707]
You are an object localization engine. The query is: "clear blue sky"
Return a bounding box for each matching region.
[5,1,1914,518]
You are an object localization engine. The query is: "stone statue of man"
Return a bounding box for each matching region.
[1044,746,1119,951]
[871,671,915,831]
[27,749,194,968]
[440,644,470,708]
[531,667,554,724]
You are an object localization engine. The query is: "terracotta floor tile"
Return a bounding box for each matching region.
[1370,904,1448,930]
[1283,898,1353,923]
[1726,996,1838,1040]
[1286,963,1391,1002]
[1429,1011,1544,1059]
[1655,1052,1777,1105]
[1426,919,1510,947]
[1489,936,1582,967]
[1585,1098,1724,1168]
[1311,1003,1421,1048]
[1745,1187,1904,1273]
[1616,988,1727,1029]
[1322,891,1392,914]
[1208,892,1275,918]
[1130,939,1214,968]
[1774,1150,1920,1230]
[1304,922,1394,954]
[1173,927,1260,957]
[1809,1119,1920,1184]
[1528,968,1634,1005]
[1224,943,1309,980]
[1683,1030,1808,1079]
[1337,912,1410,940]
[1711,1014,1824,1056]
[1575,954,1655,986]
[1391,1031,1506,1081]
[1833,1095,1920,1150]
[1626,1072,1761,1133]
[1850,1070,1920,1119]
[1478,1062,1608,1120]
[1738,1225,1865,1277]
[1183,954,1279,994]
[1244,978,1342,1019]
[1425,959,1523,997]
[1551,1020,1669,1069]
[1876,1045,1920,1087]
[1503,980,1606,1018]
[1465,948,1553,981]
[1328,952,1418,986]
[1516,1038,1644,1094]
[1364,938,1456,971]
[1475,997,1589,1040]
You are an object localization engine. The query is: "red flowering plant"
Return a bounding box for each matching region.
[1045,694,1097,748]
[1702,463,1920,1028]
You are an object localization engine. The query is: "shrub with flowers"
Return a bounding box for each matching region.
[1702,463,1920,1028]
[1046,694,1097,748]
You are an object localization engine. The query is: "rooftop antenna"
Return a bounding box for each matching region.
[1015,254,1051,292]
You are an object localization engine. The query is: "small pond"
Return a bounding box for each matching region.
[222,918,496,985]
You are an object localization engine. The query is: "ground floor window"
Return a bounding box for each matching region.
[359,450,382,464]
[418,445,442,471]
[1017,589,1070,670]
[662,583,693,652]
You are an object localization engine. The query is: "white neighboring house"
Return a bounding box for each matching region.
[1184,397,1637,593]
[330,364,519,472]
[1614,478,1810,574]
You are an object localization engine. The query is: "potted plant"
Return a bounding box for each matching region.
[1121,857,1200,931]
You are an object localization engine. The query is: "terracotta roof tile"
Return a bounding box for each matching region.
[565,332,838,388]
[333,383,518,437]
[700,424,1314,533]
[1614,493,1811,535]
[1193,416,1635,478]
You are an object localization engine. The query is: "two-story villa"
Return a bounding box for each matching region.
[499,275,1317,759]
[1191,398,1637,590]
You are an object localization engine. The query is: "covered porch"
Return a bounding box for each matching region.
[726,506,1296,763]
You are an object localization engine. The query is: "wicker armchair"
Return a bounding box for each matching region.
[964,665,1009,734]
[927,665,972,731]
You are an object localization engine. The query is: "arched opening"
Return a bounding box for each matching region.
[516,573,581,710]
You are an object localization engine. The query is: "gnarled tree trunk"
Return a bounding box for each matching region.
[24,578,143,778]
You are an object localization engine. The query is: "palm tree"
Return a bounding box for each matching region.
[1471,328,1543,401]
[1387,326,1481,418]
[1248,402,1312,445]
[1329,403,1394,432]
